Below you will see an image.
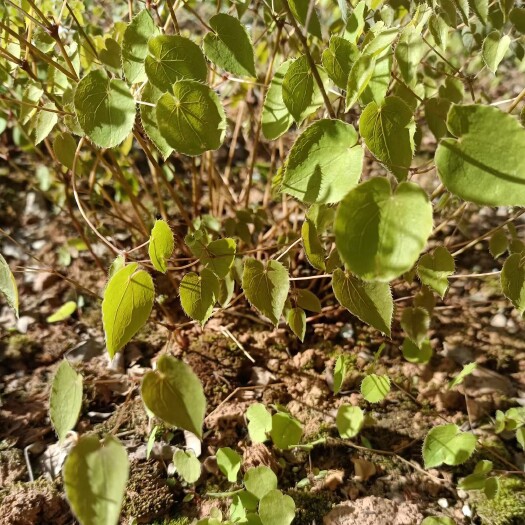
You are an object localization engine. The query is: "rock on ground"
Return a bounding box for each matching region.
[323,496,423,525]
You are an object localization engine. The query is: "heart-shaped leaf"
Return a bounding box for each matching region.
[482,30,510,73]
[122,9,159,84]
[74,70,136,149]
[102,263,155,357]
[63,434,129,525]
[335,177,433,282]
[216,447,242,482]
[141,355,206,437]
[145,35,207,92]
[262,60,294,140]
[148,219,174,273]
[282,119,363,204]
[179,269,220,326]
[270,412,302,449]
[50,360,83,443]
[361,374,390,403]
[258,489,296,525]
[157,80,226,156]
[359,96,415,181]
[436,104,525,206]
[336,405,364,438]
[287,307,306,341]
[201,238,236,278]
[246,403,272,443]
[242,258,290,325]
[401,306,430,346]
[244,466,278,500]
[203,13,256,77]
[423,424,476,468]
[332,268,393,336]
[173,449,201,483]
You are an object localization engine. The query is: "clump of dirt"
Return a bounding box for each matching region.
[322,495,424,525]
[0,447,26,486]
[123,459,179,523]
[0,479,71,525]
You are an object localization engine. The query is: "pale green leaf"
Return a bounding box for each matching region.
[301,218,326,271]
[345,54,376,110]
[201,238,236,278]
[345,1,366,43]
[258,489,295,525]
[216,447,242,482]
[401,338,433,364]
[156,80,226,156]
[401,306,430,346]
[145,35,207,92]
[242,258,290,325]
[244,466,278,500]
[173,449,201,483]
[262,60,294,140]
[362,27,399,56]
[53,132,77,169]
[489,230,508,258]
[333,355,347,395]
[179,269,220,326]
[423,424,476,468]
[246,403,272,443]
[336,405,364,438]
[417,246,455,298]
[122,9,159,84]
[148,219,174,273]
[501,253,525,314]
[321,36,358,90]
[360,51,392,106]
[395,26,425,86]
[332,268,393,335]
[203,13,256,77]
[140,82,173,160]
[270,412,302,449]
[361,374,390,403]
[287,307,306,341]
[74,70,136,149]
[47,300,77,323]
[359,96,415,180]
[0,254,19,317]
[282,55,328,123]
[63,434,129,525]
[102,263,155,357]
[141,354,206,437]
[33,104,58,145]
[50,360,83,443]
[282,119,363,204]
[482,31,510,73]
[436,104,525,206]
[335,177,433,282]
[296,289,322,313]
[448,362,477,389]
[288,0,322,38]
[218,273,235,307]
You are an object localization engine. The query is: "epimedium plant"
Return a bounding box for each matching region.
[2,0,525,522]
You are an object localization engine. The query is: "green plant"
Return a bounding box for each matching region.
[2,0,525,522]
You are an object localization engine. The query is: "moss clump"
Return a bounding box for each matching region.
[474,476,525,525]
[287,489,335,525]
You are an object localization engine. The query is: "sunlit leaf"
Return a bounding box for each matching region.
[335,177,433,282]
[242,258,289,325]
[423,424,476,468]
[141,354,206,437]
[173,449,201,483]
[63,434,129,525]
[179,269,220,326]
[361,374,390,403]
[336,405,364,438]
[50,360,83,443]
[282,119,363,204]
[102,263,155,357]
[74,70,136,149]
[148,219,174,273]
[47,300,77,323]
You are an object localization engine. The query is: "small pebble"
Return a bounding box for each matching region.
[437,498,448,508]
[490,313,507,328]
[462,504,472,518]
